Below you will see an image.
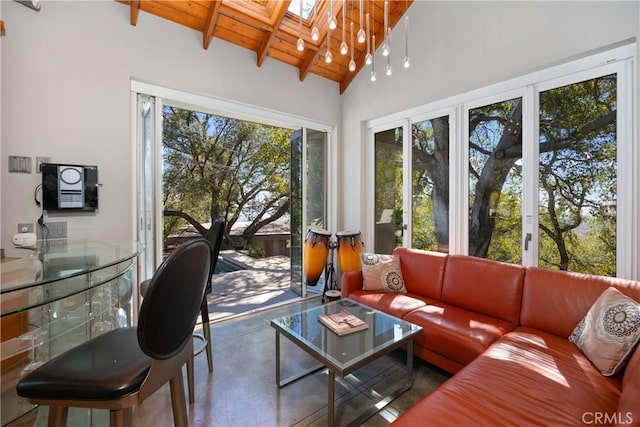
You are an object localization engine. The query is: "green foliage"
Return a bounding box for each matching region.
[162,107,292,248]
[247,246,266,259]
[466,74,617,276]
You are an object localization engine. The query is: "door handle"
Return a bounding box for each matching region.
[524,233,532,251]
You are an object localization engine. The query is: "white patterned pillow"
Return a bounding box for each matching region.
[569,287,640,376]
[359,253,407,293]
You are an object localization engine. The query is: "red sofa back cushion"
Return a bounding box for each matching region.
[441,255,525,324]
[393,248,447,299]
[520,267,640,337]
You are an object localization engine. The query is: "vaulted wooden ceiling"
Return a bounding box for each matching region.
[120,1,413,94]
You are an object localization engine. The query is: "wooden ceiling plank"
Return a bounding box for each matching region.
[118,0,412,94]
[130,0,140,26]
[257,0,291,67]
[203,0,222,50]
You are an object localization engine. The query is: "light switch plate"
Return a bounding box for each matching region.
[8,156,32,173]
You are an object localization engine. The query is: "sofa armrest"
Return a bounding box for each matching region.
[341,270,363,298]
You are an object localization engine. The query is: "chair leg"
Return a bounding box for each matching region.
[169,371,188,427]
[200,297,214,373]
[109,408,133,427]
[186,355,195,404]
[47,407,68,427]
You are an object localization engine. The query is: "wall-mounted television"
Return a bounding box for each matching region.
[41,163,98,212]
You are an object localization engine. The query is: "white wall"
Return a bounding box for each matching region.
[2,1,638,261]
[340,1,639,235]
[0,1,341,257]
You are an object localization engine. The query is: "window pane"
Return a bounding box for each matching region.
[306,129,327,230]
[538,74,617,275]
[374,127,403,254]
[468,98,523,262]
[411,116,449,252]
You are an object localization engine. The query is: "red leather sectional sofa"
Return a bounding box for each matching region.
[341,247,640,426]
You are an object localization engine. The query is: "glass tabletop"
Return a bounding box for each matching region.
[270,299,422,376]
[0,240,143,316]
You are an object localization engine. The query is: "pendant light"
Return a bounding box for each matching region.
[357,0,366,43]
[403,1,410,68]
[364,11,372,65]
[311,2,320,41]
[296,0,305,52]
[328,0,337,30]
[340,0,348,55]
[349,21,356,71]
[325,28,333,63]
[370,33,377,82]
[382,0,390,56]
[385,32,392,76]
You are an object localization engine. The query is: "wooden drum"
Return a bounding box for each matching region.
[336,230,364,273]
[303,229,331,286]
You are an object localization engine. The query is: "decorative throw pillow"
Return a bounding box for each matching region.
[569,287,640,376]
[360,253,407,293]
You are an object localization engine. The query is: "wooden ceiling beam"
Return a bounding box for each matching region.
[203,0,222,50]
[257,0,291,67]
[130,0,140,26]
[299,47,319,82]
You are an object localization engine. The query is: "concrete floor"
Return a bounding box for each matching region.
[129,299,451,427]
[18,298,450,427]
[12,254,451,426]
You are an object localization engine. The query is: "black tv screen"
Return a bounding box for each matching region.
[41,163,98,212]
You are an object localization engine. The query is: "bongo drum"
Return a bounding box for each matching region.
[303,229,331,286]
[336,230,364,273]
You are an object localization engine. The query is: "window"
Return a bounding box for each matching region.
[366,43,636,279]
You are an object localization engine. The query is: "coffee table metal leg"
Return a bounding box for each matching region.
[328,370,335,427]
[406,341,414,387]
[343,341,416,427]
[275,330,324,388]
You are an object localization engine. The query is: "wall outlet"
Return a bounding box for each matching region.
[18,223,34,233]
[38,221,67,239]
[36,156,51,173]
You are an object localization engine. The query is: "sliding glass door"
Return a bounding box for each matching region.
[372,126,404,254]
[465,65,626,276]
[467,95,524,263]
[367,48,634,278]
[411,115,450,253]
[133,83,333,303]
[535,72,620,275]
[290,128,329,297]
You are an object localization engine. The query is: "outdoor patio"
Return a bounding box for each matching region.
[206,250,319,322]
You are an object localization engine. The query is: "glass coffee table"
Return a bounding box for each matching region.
[270,299,422,427]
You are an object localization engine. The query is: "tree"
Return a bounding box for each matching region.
[162,107,291,250]
[404,74,617,275]
[428,74,616,274]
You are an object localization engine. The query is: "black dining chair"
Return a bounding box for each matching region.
[199,218,225,371]
[16,238,213,427]
[139,218,224,403]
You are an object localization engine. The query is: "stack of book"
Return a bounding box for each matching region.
[318,310,368,336]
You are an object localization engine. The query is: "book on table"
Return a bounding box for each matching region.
[318,310,369,336]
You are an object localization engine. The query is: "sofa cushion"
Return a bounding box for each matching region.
[393,248,447,299]
[440,255,525,324]
[569,287,640,376]
[616,346,640,426]
[521,267,640,338]
[360,253,407,293]
[346,291,429,319]
[392,327,623,426]
[404,302,517,366]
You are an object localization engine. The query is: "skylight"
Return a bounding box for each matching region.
[288,0,316,21]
